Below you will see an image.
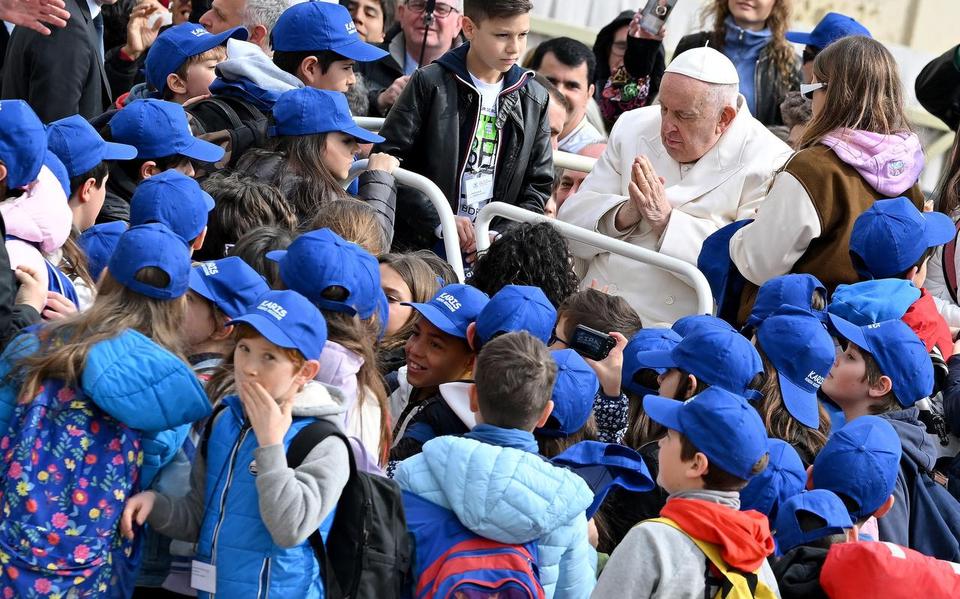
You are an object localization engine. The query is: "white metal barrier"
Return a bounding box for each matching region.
[474,202,714,315]
[343,159,465,282]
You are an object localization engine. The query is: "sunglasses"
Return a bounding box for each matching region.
[405,0,458,18]
[800,82,827,100]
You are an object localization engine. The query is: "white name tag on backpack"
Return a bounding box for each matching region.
[191,561,216,593]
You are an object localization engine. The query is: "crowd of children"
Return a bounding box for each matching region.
[3,0,960,598]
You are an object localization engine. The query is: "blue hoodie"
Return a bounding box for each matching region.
[723,16,772,116]
[395,429,597,599]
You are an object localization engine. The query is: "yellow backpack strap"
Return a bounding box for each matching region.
[643,518,776,599]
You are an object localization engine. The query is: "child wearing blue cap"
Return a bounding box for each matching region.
[100,99,225,223]
[743,273,828,333]
[377,251,455,374]
[849,196,957,359]
[270,228,391,468]
[534,348,600,458]
[236,86,400,234]
[467,284,557,350]
[0,99,46,197]
[770,489,855,598]
[740,438,807,522]
[376,0,552,254]
[389,283,489,467]
[124,290,354,599]
[146,23,248,104]
[129,169,216,253]
[395,331,598,599]
[0,223,209,597]
[753,306,834,464]
[595,387,779,597]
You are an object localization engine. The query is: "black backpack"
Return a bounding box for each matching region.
[184,95,270,168]
[201,406,412,598]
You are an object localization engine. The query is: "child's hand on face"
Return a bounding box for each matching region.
[585,332,628,397]
[239,381,293,448]
[121,491,156,540]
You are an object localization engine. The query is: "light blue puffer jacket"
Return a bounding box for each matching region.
[395,436,597,599]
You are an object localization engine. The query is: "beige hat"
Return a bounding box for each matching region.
[665,46,739,85]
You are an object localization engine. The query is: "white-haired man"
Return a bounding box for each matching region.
[558,47,792,324]
[200,0,301,54]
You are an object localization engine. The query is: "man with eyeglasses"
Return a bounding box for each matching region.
[359,0,463,116]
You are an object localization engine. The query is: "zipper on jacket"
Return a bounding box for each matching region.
[209,425,252,597]
[256,556,271,599]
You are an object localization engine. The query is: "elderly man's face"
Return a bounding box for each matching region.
[200,0,246,33]
[658,73,732,164]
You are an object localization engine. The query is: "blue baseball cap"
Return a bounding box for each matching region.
[812,416,902,521]
[786,12,871,50]
[404,284,490,339]
[190,256,270,319]
[828,280,918,325]
[636,328,763,398]
[773,489,854,554]
[109,99,225,162]
[747,274,828,329]
[644,387,768,480]
[107,223,191,300]
[0,100,46,189]
[268,87,384,143]
[828,314,933,407]
[146,24,247,97]
[270,1,388,61]
[129,170,215,244]
[671,314,735,338]
[267,228,382,318]
[849,197,956,280]
[44,150,71,197]
[46,115,137,179]
[227,289,328,361]
[79,221,128,281]
[740,438,806,520]
[756,306,834,428]
[621,328,682,397]
[536,349,600,438]
[476,285,556,345]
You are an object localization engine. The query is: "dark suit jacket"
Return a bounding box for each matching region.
[1,0,111,121]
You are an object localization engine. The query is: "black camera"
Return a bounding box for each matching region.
[569,325,617,361]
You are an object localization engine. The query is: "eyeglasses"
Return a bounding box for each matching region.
[405,0,458,18]
[802,46,821,64]
[547,328,569,347]
[800,82,827,100]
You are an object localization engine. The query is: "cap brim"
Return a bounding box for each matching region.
[226,312,300,352]
[632,349,678,370]
[827,313,869,350]
[333,38,389,62]
[199,188,216,211]
[341,123,385,144]
[101,141,138,162]
[785,31,814,45]
[642,395,684,432]
[405,302,466,338]
[923,211,957,247]
[265,249,286,264]
[179,136,226,163]
[778,372,821,428]
[188,268,216,302]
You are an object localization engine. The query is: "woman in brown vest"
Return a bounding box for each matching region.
[727,35,924,323]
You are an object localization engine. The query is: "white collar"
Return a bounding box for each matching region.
[85,0,101,21]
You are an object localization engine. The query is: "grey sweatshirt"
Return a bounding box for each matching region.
[592,490,781,599]
[148,382,351,549]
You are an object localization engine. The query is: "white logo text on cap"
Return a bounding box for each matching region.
[257,300,287,321]
[804,371,824,389]
[436,293,461,312]
[191,27,208,37]
[345,22,357,34]
[201,262,219,276]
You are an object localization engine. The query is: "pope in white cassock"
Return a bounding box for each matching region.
[558,47,792,325]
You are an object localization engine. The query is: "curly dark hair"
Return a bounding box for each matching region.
[468,222,580,308]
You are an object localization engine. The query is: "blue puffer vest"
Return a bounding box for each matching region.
[194,395,333,599]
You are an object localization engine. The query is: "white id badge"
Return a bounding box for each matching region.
[464,172,495,206]
[191,560,217,593]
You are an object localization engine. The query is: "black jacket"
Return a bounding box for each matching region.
[375,43,553,251]
[1,0,111,121]
[916,45,960,131]
[675,31,800,127]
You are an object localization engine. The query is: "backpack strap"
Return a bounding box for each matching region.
[198,402,230,462]
[285,418,356,599]
[645,517,768,598]
[942,221,960,304]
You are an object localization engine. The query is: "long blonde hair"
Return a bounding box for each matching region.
[14,267,187,403]
[706,0,796,95]
[798,36,910,150]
